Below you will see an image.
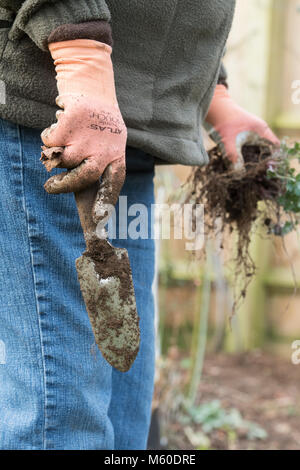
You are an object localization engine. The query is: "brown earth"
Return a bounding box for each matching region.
[155,350,300,450]
[184,144,283,309]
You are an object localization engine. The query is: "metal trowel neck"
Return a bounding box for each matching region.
[74,181,108,249]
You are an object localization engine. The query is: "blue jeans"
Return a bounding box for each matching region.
[0,118,156,450]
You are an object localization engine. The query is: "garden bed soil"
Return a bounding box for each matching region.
[157,350,300,450]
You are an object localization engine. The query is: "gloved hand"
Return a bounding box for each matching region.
[206,84,280,166]
[41,39,126,207]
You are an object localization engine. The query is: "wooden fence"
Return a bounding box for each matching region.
[157,0,300,354]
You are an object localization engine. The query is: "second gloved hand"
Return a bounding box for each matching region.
[41,39,127,200]
[205,84,280,166]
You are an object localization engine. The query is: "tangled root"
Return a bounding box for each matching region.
[184,143,284,309]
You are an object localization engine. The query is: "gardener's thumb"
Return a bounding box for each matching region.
[93,158,126,225]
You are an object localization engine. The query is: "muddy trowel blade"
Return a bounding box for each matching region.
[40,147,139,372]
[75,239,140,372]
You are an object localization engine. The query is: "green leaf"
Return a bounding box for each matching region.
[247,422,268,440]
[281,221,294,236]
[266,169,276,179]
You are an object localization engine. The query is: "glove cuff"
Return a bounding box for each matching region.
[48,21,113,47]
[49,39,117,105]
[206,84,237,127]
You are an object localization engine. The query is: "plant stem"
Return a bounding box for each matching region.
[186,241,212,407]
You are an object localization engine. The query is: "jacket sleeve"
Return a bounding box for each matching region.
[8,0,111,50]
[48,20,113,47]
[217,62,228,88]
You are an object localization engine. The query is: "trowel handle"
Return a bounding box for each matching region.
[75,181,100,243]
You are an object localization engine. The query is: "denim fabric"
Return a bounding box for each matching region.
[0,118,156,450]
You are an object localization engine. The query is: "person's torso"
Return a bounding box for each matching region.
[0,0,235,165]
[108,0,235,129]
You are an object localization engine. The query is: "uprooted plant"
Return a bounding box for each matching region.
[184,140,300,309]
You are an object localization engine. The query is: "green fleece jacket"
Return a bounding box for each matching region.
[0,0,235,166]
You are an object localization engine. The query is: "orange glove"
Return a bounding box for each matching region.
[41,39,126,197]
[206,84,280,166]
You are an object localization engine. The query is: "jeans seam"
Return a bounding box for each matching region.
[17,124,47,450]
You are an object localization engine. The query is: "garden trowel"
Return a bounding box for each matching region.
[41,147,140,372]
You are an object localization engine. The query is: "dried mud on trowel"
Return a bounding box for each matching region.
[76,236,140,372]
[41,146,140,372]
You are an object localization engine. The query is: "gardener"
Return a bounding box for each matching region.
[0,0,279,450]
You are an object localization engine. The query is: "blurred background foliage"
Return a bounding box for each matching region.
[150,0,300,450]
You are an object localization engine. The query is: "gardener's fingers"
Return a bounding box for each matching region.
[257,126,280,147]
[222,136,242,166]
[93,157,126,224]
[44,159,101,194]
[210,125,244,167]
[41,108,67,148]
[54,144,88,169]
[252,127,281,170]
